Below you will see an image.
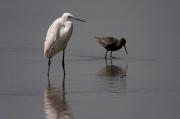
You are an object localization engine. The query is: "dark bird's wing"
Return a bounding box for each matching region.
[95,37,117,48]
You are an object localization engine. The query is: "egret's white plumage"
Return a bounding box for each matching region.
[44,12,86,77]
[44,13,73,59]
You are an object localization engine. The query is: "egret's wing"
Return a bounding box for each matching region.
[44,22,61,58]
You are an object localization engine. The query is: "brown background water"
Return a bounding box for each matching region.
[0,0,180,119]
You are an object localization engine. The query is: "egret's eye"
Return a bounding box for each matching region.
[67,16,72,19]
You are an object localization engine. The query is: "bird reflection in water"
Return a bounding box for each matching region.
[98,59,128,79]
[97,59,128,93]
[44,71,73,119]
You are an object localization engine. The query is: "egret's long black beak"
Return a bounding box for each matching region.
[73,18,86,22]
[124,44,128,55]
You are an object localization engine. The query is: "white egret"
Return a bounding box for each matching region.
[44,12,86,77]
[94,36,128,59]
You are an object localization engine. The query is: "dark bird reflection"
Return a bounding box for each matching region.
[97,59,128,79]
[97,59,128,93]
[44,76,73,119]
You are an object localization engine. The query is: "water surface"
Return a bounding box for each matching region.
[0,0,180,119]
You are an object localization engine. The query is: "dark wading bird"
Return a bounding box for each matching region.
[44,13,86,77]
[95,36,128,58]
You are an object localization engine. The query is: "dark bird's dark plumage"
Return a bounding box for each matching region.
[95,36,128,58]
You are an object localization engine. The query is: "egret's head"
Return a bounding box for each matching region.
[62,12,86,22]
[62,13,74,21]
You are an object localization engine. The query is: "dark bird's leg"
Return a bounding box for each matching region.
[110,57,113,65]
[62,49,66,76]
[104,58,109,72]
[110,51,113,58]
[105,57,108,66]
[105,50,108,59]
[110,51,121,59]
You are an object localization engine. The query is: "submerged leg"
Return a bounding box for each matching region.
[105,50,108,59]
[110,51,112,58]
[62,69,66,99]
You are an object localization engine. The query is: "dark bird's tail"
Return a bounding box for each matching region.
[94,36,101,39]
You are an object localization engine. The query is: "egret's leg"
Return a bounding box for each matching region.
[47,58,51,78]
[47,47,54,79]
[61,50,66,97]
[62,50,65,67]
[62,50,66,76]
[62,70,66,99]
[105,50,108,59]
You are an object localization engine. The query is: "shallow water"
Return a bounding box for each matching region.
[1,0,180,119]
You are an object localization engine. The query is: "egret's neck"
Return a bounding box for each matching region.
[59,20,73,40]
[65,20,72,27]
[63,21,73,32]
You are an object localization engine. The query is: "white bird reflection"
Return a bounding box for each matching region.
[44,78,73,119]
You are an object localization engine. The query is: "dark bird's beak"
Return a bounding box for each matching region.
[73,17,86,22]
[124,44,128,55]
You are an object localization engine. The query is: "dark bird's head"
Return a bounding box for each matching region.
[120,37,128,55]
[120,37,126,44]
